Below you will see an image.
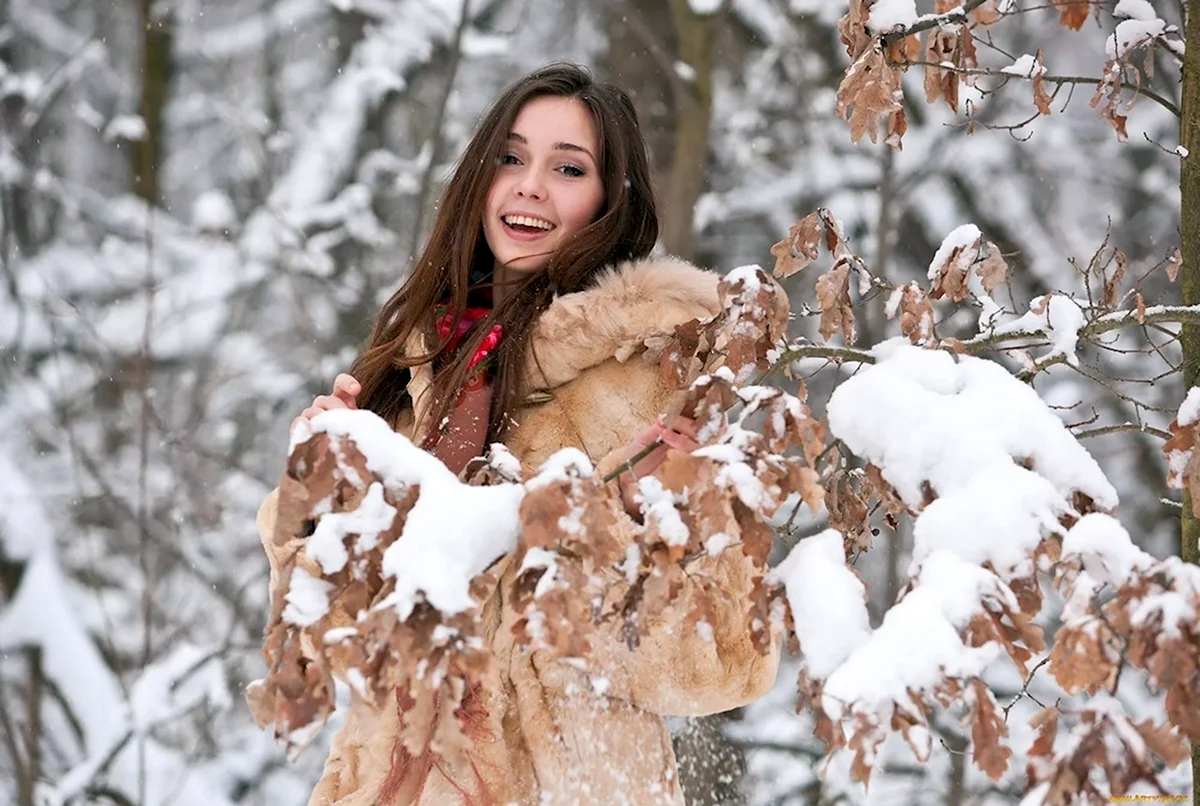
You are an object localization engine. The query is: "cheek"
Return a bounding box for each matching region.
[559,182,606,232]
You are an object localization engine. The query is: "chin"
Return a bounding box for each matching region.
[503,253,552,274]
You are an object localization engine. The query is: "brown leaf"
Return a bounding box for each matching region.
[978,242,1008,295]
[970,0,1001,26]
[886,282,935,344]
[770,212,822,278]
[924,28,960,112]
[1134,290,1146,324]
[929,234,982,302]
[1048,620,1120,695]
[1166,246,1182,282]
[1032,73,1054,115]
[1102,248,1127,308]
[816,260,856,343]
[1054,0,1089,30]
[1133,719,1189,767]
[837,48,905,145]
[970,679,1012,780]
[837,0,875,61]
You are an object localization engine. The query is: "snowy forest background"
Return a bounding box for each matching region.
[0,0,1193,804]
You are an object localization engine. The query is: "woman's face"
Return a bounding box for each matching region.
[483,95,606,275]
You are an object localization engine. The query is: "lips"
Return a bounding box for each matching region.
[500,212,556,242]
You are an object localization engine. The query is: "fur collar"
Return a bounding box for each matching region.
[525,255,722,390]
[405,255,722,436]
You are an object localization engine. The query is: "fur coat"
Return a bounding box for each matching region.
[255,255,782,805]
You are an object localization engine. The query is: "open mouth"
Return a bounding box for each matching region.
[502,214,556,239]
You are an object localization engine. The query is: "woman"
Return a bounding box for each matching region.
[256,63,780,805]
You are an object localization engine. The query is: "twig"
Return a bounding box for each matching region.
[1002,656,1051,721]
[1073,423,1173,441]
[894,59,1182,118]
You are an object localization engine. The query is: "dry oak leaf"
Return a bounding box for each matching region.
[837,0,876,61]
[1030,49,1055,116]
[816,260,856,343]
[770,211,822,278]
[885,281,935,345]
[1166,246,1182,282]
[977,242,1008,295]
[923,24,977,113]
[1053,0,1091,31]
[969,678,1012,780]
[837,47,905,146]
[1101,248,1127,308]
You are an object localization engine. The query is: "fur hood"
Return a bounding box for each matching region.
[406,255,723,438]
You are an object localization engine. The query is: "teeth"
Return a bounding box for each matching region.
[503,215,554,230]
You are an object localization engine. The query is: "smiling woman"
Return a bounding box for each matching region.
[255,63,781,806]
[483,96,606,291]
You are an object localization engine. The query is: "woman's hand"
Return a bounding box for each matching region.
[615,414,702,518]
[291,373,360,433]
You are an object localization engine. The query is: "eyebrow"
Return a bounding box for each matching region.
[507,132,596,163]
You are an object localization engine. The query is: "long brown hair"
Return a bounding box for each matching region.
[350,63,658,446]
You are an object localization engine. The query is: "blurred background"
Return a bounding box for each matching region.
[0,0,1188,804]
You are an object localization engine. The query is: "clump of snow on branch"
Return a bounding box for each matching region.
[1001,54,1046,78]
[299,408,526,621]
[865,0,917,31]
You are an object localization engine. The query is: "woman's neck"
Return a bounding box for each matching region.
[492,263,511,309]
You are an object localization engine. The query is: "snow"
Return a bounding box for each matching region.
[1061,513,1154,587]
[1113,0,1157,20]
[102,114,147,142]
[0,453,53,560]
[1001,54,1047,78]
[688,0,722,14]
[130,643,231,732]
[306,482,397,572]
[1177,386,1200,426]
[282,568,335,627]
[307,409,525,621]
[767,530,869,679]
[1106,18,1168,59]
[821,552,1003,722]
[519,547,562,598]
[926,223,981,280]
[705,532,734,557]
[636,475,690,546]
[0,551,126,754]
[826,342,1118,513]
[192,189,238,231]
[910,462,1069,579]
[867,0,918,31]
[525,447,594,490]
[982,294,1087,368]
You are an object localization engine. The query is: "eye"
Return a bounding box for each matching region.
[558,164,586,178]
[500,153,521,166]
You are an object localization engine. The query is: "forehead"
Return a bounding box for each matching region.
[510,96,599,151]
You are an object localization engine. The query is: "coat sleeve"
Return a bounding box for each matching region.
[576,448,782,718]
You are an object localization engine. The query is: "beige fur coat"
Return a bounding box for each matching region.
[256,255,781,805]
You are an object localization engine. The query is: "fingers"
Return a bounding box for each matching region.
[332,373,360,408]
[660,414,699,439]
[294,392,352,427]
[659,428,698,454]
[631,442,670,478]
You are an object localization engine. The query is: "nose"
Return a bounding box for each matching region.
[513,168,546,201]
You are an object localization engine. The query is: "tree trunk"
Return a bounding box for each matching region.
[1178,1,1199,800]
[661,0,716,262]
[132,0,173,206]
